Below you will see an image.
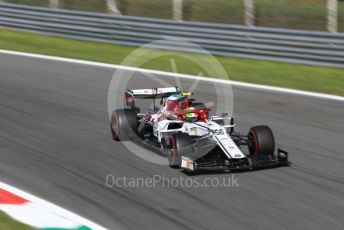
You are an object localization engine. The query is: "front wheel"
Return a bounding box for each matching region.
[248,126,275,156]
[168,133,193,168]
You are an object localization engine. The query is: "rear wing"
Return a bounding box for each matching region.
[125,87,181,112]
[125,87,181,99]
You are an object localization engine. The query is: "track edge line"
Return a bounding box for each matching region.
[0,49,343,102]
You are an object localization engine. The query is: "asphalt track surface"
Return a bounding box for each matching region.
[0,53,343,230]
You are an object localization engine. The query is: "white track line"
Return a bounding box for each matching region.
[0,181,107,230]
[1,49,343,102]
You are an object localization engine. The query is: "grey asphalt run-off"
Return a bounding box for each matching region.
[0,53,343,230]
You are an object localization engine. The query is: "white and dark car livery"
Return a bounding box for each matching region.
[110,87,289,173]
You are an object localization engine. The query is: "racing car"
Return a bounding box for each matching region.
[110,87,289,173]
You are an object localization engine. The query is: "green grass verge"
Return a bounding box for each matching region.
[1,28,344,96]
[3,0,344,31]
[0,211,36,230]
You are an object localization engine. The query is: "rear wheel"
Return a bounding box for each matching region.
[248,126,275,156]
[168,133,193,168]
[110,109,138,141]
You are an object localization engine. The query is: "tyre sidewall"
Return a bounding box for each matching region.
[168,133,193,167]
[111,109,138,141]
[248,126,275,156]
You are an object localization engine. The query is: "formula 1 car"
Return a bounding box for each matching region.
[110,87,289,173]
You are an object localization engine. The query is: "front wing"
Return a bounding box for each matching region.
[181,148,289,172]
